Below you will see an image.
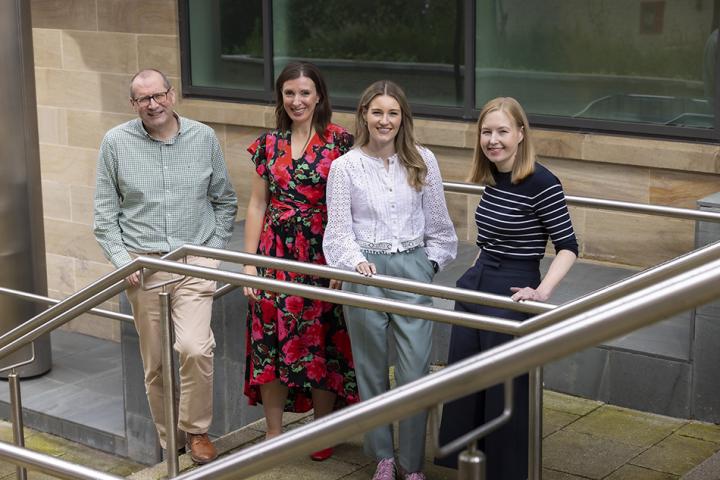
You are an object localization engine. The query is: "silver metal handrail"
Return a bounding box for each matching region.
[1,249,717,479]
[0,287,133,323]
[443,181,720,223]
[0,183,715,478]
[3,239,717,478]
[0,440,123,480]
[172,244,554,313]
[0,257,532,364]
[171,255,720,480]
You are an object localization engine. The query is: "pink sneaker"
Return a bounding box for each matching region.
[404,472,426,480]
[372,458,396,480]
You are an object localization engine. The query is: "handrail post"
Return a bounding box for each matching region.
[457,441,485,480]
[8,369,27,480]
[527,367,543,480]
[159,292,179,477]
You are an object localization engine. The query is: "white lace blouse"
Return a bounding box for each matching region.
[323,146,458,271]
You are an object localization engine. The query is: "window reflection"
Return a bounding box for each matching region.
[476,0,715,128]
[272,0,465,107]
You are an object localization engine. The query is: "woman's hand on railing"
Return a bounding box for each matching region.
[355,261,377,277]
[126,271,141,287]
[510,286,549,302]
[243,265,259,301]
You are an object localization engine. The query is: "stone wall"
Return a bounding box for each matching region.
[30,0,720,341]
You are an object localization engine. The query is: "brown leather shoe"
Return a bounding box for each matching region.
[185,433,218,464]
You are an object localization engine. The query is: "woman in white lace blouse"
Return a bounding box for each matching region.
[323,80,457,480]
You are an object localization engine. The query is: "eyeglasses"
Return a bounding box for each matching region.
[132,87,172,107]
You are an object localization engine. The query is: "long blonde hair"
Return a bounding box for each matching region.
[469,97,535,185]
[354,81,427,191]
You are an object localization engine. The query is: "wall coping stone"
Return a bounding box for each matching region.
[177,98,720,174]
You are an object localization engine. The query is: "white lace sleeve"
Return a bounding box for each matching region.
[420,148,458,269]
[323,158,368,271]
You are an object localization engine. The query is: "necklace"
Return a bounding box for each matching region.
[293,129,313,159]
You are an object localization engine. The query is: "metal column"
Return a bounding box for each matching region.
[0,0,51,376]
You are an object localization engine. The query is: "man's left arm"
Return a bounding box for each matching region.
[205,135,238,249]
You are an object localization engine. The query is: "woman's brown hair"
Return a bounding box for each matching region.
[469,97,535,185]
[354,80,426,191]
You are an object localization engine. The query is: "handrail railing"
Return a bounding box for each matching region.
[0,183,716,478]
[1,238,718,478]
[0,257,534,364]
[173,245,554,314]
[443,181,720,223]
[170,255,720,480]
[0,287,133,323]
[0,441,123,480]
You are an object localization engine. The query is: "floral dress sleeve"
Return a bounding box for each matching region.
[247,132,271,180]
[335,128,354,156]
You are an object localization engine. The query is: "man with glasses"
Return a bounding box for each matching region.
[93,68,237,464]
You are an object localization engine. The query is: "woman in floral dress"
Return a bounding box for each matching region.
[242,61,357,461]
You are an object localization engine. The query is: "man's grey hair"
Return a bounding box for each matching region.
[129,69,172,98]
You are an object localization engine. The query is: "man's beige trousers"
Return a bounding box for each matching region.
[126,255,219,448]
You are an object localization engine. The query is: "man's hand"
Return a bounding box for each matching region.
[126,271,141,287]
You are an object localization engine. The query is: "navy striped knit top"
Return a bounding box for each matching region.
[474,164,579,259]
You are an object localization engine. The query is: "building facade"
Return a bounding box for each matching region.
[31,0,720,341]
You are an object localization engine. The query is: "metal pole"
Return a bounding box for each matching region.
[442,181,720,223]
[0,441,124,480]
[159,292,179,478]
[8,369,26,480]
[527,367,543,480]
[457,442,485,480]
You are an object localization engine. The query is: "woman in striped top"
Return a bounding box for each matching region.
[436,97,578,479]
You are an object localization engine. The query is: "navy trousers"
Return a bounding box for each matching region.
[436,252,540,480]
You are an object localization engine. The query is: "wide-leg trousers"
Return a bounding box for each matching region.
[343,248,436,473]
[126,254,219,448]
[436,252,540,480]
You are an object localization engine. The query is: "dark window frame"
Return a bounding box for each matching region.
[178,0,720,143]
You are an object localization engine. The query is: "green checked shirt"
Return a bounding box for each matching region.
[93,115,238,268]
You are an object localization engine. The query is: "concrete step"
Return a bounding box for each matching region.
[682,451,720,480]
[128,410,458,480]
[130,390,720,480]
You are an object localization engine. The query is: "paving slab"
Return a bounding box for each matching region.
[244,455,360,480]
[0,420,144,480]
[675,422,720,444]
[566,405,685,448]
[632,434,720,476]
[542,468,591,480]
[544,389,604,416]
[606,464,679,480]
[543,429,645,479]
[544,408,580,438]
[58,446,142,477]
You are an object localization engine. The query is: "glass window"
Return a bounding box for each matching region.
[187,0,264,91]
[181,0,719,139]
[272,0,465,108]
[475,0,715,129]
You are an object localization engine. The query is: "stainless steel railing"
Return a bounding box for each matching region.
[0,182,717,478]
[1,236,717,479]
[169,253,720,480]
[0,248,718,479]
[443,181,720,224]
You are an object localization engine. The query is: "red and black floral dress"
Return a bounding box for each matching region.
[244,123,358,412]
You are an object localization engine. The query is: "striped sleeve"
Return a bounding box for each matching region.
[532,182,578,256]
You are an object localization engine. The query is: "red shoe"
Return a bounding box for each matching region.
[310,447,333,461]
